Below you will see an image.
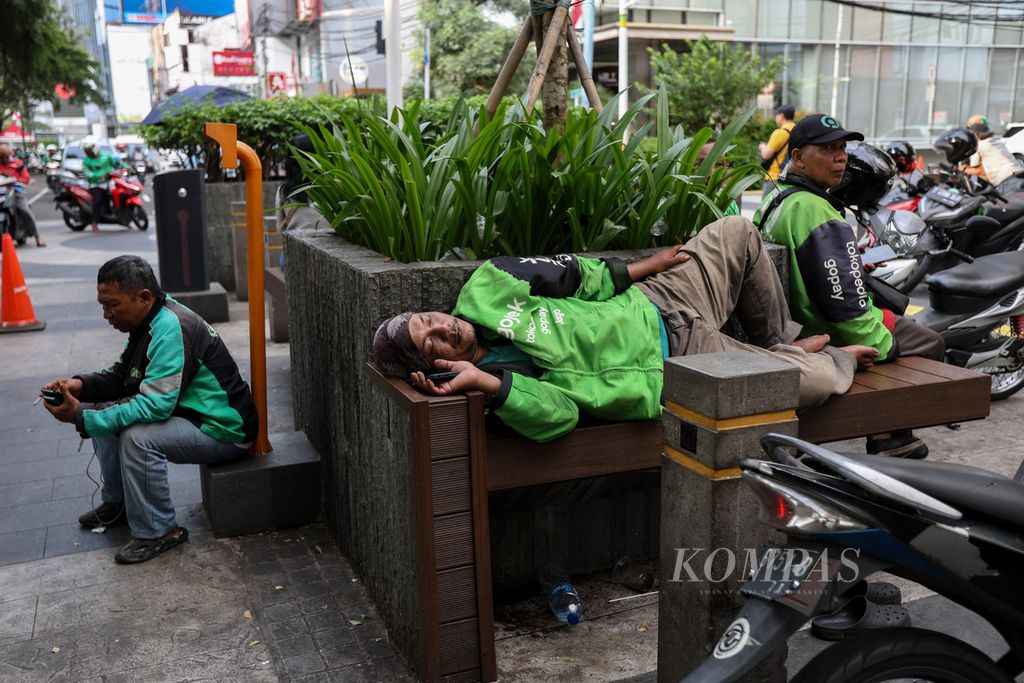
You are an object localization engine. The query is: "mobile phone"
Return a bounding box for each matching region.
[862,244,897,265]
[41,387,65,406]
[425,371,459,384]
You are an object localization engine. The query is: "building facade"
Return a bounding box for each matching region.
[591,0,1024,146]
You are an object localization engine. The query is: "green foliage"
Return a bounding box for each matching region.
[0,0,104,124]
[647,36,785,136]
[405,0,531,99]
[295,87,761,263]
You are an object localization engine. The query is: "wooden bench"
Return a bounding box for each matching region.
[365,356,990,682]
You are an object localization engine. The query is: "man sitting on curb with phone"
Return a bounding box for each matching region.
[755,114,944,459]
[372,216,878,443]
[40,256,258,563]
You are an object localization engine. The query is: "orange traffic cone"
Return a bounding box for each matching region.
[0,232,45,333]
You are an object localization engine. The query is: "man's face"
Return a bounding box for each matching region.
[407,312,479,365]
[792,140,848,188]
[0,145,9,162]
[775,113,785,127]
[97,283,154,333]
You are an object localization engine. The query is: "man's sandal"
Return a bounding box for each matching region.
[811,595,911,640]
[114,526,189,564]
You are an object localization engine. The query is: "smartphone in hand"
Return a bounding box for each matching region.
[40,388,65,406]
[862,244,897,265]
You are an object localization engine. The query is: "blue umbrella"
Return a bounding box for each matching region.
[141,85,252,125]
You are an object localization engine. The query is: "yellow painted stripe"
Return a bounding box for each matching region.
[664,445,742,481]
[906,304,923,316]
[665,401,796,431]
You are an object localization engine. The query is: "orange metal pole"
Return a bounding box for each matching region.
[204,123,272,454]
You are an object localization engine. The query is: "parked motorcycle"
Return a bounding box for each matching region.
[54,168,147,231]
[0,176,30,246]
[682,432,1024,683]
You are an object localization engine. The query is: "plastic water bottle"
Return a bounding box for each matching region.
[538,562,582,625]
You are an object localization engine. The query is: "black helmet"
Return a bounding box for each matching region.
[933,128,977,165]
[884,140,916,173]
[830,142,896,209]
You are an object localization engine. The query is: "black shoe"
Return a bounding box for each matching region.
[867,434,929,459]
[115,526,189,564]
[78,501,127,529]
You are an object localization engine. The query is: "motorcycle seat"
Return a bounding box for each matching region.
[850,453,1024,528]
[926,251,1024,299]
[985,196,1024,226]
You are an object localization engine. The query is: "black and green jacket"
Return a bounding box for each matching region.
[755,176,896,359]
[74,295,259,445]
[452,254,664,443]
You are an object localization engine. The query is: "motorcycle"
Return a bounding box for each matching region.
[683,432,1024,683]
[54,168,147,231]
[132,159,147,185]
[45,157,62,193]
[0,176,30,246]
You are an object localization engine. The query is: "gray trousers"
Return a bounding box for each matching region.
[635,216,856,409]
[13,193,38,238]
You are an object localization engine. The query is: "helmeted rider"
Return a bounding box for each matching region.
[82,136,122,234]
[0,143,45,247]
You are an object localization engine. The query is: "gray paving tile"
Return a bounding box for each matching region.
[0,423,75,448]
[328,662,379,682]
[0,455,81,486]
[283,651,327,677]
[0,596,36,645]
[0,529,46,567]
[274,633,318,659]
[0,479,52,507]
[0,495,94,535]
[42,522,132,559]
[0,636,76,682]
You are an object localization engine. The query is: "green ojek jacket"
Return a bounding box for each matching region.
[755,180,896,359]
[74,296,259,445]
[452,255,664,443]
[82,152,121,186]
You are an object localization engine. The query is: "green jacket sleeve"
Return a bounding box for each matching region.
[77,311,186,437]
[491,372,580,442]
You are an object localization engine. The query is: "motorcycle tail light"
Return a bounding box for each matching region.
[743,470,868,534]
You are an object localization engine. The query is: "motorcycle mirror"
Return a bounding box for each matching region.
[965,215,1000,232]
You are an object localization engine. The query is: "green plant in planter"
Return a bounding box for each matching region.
[295,87,762,263]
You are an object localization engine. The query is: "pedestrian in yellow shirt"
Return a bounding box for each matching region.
[760,104,796,196]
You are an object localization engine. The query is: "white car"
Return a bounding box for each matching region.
[1000,122,1024,162]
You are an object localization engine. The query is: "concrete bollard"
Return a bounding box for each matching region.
[657,351,800,683]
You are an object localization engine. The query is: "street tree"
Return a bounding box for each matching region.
[0,0,104,125]
[407,0,532,99]
[648,36,784,134]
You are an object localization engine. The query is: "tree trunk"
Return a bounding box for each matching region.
[540,11,569,131]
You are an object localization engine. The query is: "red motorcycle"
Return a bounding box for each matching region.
[55,168,148,231]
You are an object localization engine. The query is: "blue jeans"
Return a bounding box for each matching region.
[94,417,244,539]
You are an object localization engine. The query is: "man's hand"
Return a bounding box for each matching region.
[42,377,83,398]
[628,244,690,281]
[42,381,81,423]
[409,359,502,397]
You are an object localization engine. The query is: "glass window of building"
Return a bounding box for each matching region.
[932,47,964,127]
[958,48,988,128]
[967,9,994,45]
[846,47,878,137]
[995,18,1022,46]
[788,0,821,41]
[851,6,882,42]
[650,8,684,23]
[876,46,909,138]
[939,7,969,44]
[1015,52,1024,122]
[988,50,1016,130]
[911,3,941,43]
[816,45,849,115]
[905,46,937,129]
[819,2,853,43]
[756,0,790,38]
[723,0,756,37]
[686,10,721,25]
[881,3,913,43]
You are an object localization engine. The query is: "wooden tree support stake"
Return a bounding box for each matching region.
[525,5,569,116]
[565,21,603,114]
[486,18,534,118]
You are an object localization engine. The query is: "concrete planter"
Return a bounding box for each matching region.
[203,180,283,291]
[284,226,788,669]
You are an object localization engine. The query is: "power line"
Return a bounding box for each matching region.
[823,0,1024,26]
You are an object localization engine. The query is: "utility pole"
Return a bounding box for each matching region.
[385,0,402,111]
[617,0,633,122]
[830,3,842,118]
[255,4,270,99]
[584,0,595,72]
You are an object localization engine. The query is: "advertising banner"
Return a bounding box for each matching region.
[213,50,256,77]
[123,0,234,25]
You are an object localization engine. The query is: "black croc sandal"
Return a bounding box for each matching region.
[115,526,189,564]
[828,579,902,611]
[811,596,911,640]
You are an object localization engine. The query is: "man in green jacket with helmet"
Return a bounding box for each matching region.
[373,217,878,443]
[755,114,943,459]
[82,136,123,233]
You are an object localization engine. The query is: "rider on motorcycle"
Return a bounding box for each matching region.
[82,137,122,234]
[963,115,1024,194]
[0,143,45,247]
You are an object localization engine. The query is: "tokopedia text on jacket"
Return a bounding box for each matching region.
[73,295,259,445]
[756,180,896,359]
[451,254,664,443]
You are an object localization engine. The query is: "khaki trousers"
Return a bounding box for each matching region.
[635,216,856,409]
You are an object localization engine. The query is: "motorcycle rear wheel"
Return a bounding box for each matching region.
[131,205,148,231]
[791,627,1012,683]
[63,208,88,231]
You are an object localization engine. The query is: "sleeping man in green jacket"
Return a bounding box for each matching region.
[373,216,878,443]
[42,256,258,564]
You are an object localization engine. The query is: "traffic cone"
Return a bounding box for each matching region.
[0,232,45,333]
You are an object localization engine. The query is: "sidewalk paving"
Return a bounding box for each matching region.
[0,194,413,682]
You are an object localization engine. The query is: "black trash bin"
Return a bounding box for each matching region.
[153,169,208,293]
